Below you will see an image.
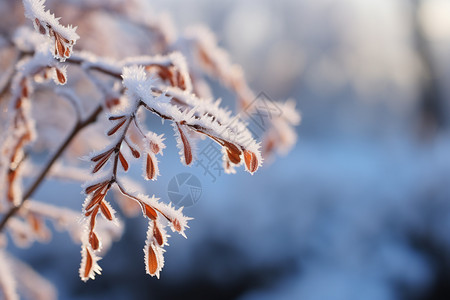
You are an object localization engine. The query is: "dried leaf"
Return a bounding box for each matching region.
[146,154,156,180]
[80,244,102,282]
[84,247,93,279]
[153,222,164,246]
[85,181,107,195]
[119,152,129,171]
[172,219,181,232]
[100,202,113,221]
[55,37,65,58]
[129,146,141,158]
[28,214,41,233]
[89,208,98,230]
[176,123,192,165]
[35,18,46,34]
[91,148,113,162]
[84,193,105,211]
[107,119,127,136]
[89,231,100,251]
[108,115,125,121]
[176,71,186,90]
[144,204,157,220]
[223,141,241,164]
[92,154,110,173]
[243,150,258,174]
[55,68,66,84]
[147,244,158,276]
[150,141,160,155]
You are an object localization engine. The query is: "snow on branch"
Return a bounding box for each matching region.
[23,0,79,61]
[122,66,263,174]
[78,62,262,280]
[0,0,298,292]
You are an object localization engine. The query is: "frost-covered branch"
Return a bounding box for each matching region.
[0,104,103,232]
[23,0,79,61]
[0,0,299,295]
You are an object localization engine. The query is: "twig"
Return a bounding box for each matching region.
[0,104,103,232]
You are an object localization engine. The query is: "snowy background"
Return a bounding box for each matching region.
[3,0,450,299]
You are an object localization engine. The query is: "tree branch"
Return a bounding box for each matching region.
[0,104,103,232]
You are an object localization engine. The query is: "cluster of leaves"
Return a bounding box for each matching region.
[0,0,299,298]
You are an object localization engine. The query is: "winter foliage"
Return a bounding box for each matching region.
[0,0,299,297]
[23,0,79,62]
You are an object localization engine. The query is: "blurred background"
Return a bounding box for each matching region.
[2,0,450,299]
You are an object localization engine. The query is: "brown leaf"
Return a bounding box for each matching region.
[35,18,46,35]
[89,207,99,230]
[147,244,158,275]
[177,123,193,165]
[92,184,106,199]
[129,145,141,158]
[172,219,181,232]
[107,119,127,136]
[91,148,113,162]
[28,214,41,233]
[92,153,111,173]
[243,150,258,173]
[85,192,104,212]
[176,72,186,90]
[84,247,93,279]
[226,149,240,164]
[55,36,65,58]
[55,68,66,84]
[108,115,125,121]
[100,202,113,221]
[85,181,107,195]
[153,222,164,246]
[168,70,176,87]
[223,141,242,164]
[119,152,129,171]
[157,67,172,84]
[89,231,100,251]
[146,154,156,180]
[149,141,160,154]
[144,204,157,220]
